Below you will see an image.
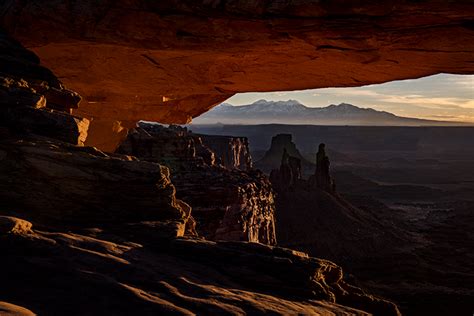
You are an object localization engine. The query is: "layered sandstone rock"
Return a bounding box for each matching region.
[0,137,190,229]
[0,33,190,232]
[1,1,473,149]
[117,124,276,245]
[198,134,252,171]
[0,7,407,315]
[0,33,89,145]
[0,216,400,316]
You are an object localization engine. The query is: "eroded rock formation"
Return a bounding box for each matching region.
[3,2,471,314]
[198,134,252,171]
[0,137,191,229]
[0,216,400,316]
[0,34,88,145]
[265,137,407,264]
[1,1,473,149]
[312,143,335,192]
[256,133,315,175]
[117,123,276,245]
[0,32,194,234]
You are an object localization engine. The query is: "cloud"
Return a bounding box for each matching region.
[316,85,473,110]
[444,75,474,86]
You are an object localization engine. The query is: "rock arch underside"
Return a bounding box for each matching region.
[1,1,474,315]
[2,0,474,150]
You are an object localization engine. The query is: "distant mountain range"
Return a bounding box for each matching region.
[192,100,467,126]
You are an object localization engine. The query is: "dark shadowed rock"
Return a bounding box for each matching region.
[197,134,253,170]
[117,123,277,245]
[0,216,400,316]
[256,133,315,175]
[0,34,88,145]
[0,138,188,228]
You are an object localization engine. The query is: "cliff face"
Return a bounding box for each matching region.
[256,133,315,175]
[264,137,406,262]
[0,138,190,229]
[0,33,190,231]
[1,1,473,150]
[198,134,253,171]
[117,124,276,245]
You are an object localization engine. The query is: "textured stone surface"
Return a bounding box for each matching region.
[117,124,276,244]
[198,134,252,171]
[0,216,400,316]
[0,302,36,316]
[0,216,33,235]
[0,34,89,145]
[0,137,189,228]
[1,0,473,130]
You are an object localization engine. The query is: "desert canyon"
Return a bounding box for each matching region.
[1,1,474,315]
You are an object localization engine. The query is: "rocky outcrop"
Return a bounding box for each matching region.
[270,149,303,191]
[0,137,190,229]
[0,33,190,231]
[2,1,473,150]
[0,33,89,146]
[256,133,315,175]
[313,143,334,192]
[264,137,408,264]
[117,124,276,245]
[198,134,252,171]
[0,216,400,316]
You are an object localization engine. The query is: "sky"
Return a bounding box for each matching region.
[225,74,474,122]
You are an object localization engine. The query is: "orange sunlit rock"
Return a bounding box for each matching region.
[2,0,473,127]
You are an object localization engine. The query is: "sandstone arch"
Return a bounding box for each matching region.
[2,0,473,150]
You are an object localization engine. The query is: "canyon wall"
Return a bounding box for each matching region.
[117,124,276,245]
[198,134,253,171]
[0,32,192,234]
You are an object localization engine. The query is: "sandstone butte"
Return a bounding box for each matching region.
[2,0,474,151]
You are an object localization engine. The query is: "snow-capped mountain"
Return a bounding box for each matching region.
[192,99,459,126]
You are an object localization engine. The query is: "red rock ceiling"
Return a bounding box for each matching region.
[2,1,474,149]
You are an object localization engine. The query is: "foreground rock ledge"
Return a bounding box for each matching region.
[0,216,400,316]
[1,0,473,129]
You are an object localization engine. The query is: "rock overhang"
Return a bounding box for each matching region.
[1,0,473,149]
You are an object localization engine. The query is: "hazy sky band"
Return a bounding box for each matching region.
[225,74,474,122]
